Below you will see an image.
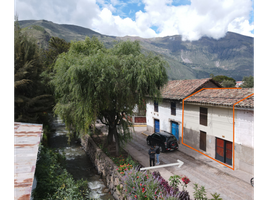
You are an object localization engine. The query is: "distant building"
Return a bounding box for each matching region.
[236,81,244,87]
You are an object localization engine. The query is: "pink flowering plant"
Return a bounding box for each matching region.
[121,167,161,199]
[121,168,191,200]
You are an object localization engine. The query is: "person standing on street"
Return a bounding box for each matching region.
[155,144,160,165]
[148,145,156,167]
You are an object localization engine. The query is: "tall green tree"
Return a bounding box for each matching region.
[51,37,168,155]
[41,37,70,94]
[14,21,53,123]
[212,75,236,87]
[241,75,254,88]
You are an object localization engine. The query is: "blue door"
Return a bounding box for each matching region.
[154,119,160,133]
[171,122,179,140]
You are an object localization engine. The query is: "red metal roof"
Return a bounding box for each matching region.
[14,122,43,200]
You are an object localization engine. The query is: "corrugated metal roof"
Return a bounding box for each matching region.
[14,122,43,200]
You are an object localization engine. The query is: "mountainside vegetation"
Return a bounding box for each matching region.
[18,20,254,81]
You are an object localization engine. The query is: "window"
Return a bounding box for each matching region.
[154,101,158,112]
[171,102,176,115]
[200,107,208,126]
[200,131,206,151]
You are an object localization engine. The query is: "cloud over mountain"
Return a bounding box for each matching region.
[15,0,254,40]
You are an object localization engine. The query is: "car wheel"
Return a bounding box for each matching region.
[147,139,150,145]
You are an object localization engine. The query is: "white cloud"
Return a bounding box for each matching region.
[228,17,254,37]
[92,8,157,37]
[136,0,254,40]
[15,0,254,40]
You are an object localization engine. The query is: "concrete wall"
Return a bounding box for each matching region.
[235,110,254,148]
[184,104,234,142]
[146,99,182,142]
[183,104,234,163]
[235,109,254,174]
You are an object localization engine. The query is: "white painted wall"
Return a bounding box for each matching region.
[146,100,155,129]
[146,100,182,134]
[235,110,254,148]
[183,104,254,146]
[184,104,234,141]
[147,100,254,149]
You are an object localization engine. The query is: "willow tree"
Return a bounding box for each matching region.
[52,37,168,155]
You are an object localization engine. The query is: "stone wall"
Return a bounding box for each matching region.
[81,135,126,200]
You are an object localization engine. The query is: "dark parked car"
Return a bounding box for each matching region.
[146,131,178,152]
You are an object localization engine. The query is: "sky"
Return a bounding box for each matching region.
[14,0,254,41]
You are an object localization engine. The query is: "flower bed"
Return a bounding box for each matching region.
[121,167,191,200]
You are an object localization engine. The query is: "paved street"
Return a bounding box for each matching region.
[123,126,254,200]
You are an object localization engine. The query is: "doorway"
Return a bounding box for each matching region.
[154,119,160,133]
[171,121,179,140]
[215,138,232,165]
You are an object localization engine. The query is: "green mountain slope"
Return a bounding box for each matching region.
[18,20,253,81]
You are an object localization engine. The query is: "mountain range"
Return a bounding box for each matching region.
[18,20,254,81]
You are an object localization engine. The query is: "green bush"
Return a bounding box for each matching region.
[33,146,89,199]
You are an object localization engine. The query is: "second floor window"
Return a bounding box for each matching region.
[171,102,176,115]
[200,107,208,126]
[154,101,158,112]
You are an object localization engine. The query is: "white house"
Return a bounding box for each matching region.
[146,78,221,141]
[146,78,254,173]
[183,88,254,173]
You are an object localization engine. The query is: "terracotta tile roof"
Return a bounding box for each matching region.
[161,78,221,100]
[184,88,254,108]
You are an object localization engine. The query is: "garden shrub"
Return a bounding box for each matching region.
[33,146,89,199]
[122,167,161,199]
[121,168,191,200]
[152,171,191,200]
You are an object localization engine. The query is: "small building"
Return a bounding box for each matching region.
[14,122,43,200]
[183,88,254,173]
[236,81,244,87]
[146,78,222,141]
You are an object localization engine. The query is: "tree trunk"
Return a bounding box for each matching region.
[108,124,120,156]
[114,130,120,156]
[107,126,114,144]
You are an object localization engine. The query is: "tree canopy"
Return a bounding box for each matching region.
[51,37,168,155]
[212,75,236,87]
[241,75,254,88]
[14,21,54,123]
